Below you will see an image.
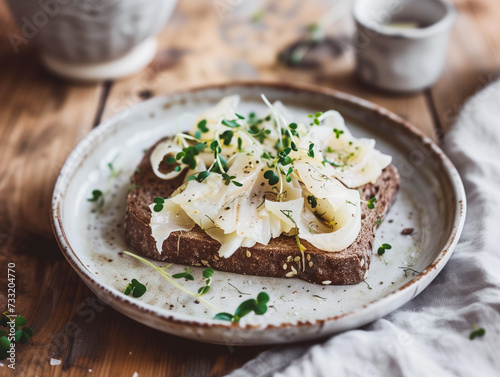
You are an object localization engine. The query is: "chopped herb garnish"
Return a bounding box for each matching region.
[124,279,147,298]
[221,173,243,187]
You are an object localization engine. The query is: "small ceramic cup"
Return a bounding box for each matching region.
[352,0,456,92]
[6,0,177,81]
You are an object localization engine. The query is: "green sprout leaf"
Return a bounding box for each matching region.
[213,312,234,321]
[469,327,486,340]
[203,268,215,279]
[222,119,240,128]
[124,279,147,298]
[307,195,318,208]
[22,326,34,338]
[263,170,279,186]
[214,292,270,323]
[87,189,104,204]
[0,336,10,350]
[197,119,209,133]
[333,128,344,139]
[377,243,392,256]
[172,268,194,281]
[307,143,315,158]
[153,197,165,212]
[165,156,176,164]
[367,197,377,209]
[15,316,26,328]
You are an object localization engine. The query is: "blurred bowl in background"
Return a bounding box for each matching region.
[353,0,455,92]
[6,0,177,81]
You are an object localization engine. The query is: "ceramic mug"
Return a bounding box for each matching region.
[6,0,178,80]
[353,0,456,92]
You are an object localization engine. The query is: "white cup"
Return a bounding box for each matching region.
[353,0,456,92]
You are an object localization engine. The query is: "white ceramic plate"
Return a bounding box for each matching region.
[52,83,466,345]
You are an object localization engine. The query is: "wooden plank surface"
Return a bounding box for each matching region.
[0,0,496,375]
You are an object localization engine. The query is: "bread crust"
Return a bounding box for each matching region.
[125,141,400,285]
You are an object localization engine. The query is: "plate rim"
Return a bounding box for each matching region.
[51,81,467,338]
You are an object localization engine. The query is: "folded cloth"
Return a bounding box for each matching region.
[226,80,500,377]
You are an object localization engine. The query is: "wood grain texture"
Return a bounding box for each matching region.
[0,0,489,375]
[100,0,438,142]
[430,0,500,133]
[0,0,103,238]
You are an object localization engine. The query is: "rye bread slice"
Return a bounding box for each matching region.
[125,140,400,285]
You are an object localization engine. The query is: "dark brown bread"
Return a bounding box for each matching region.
[125,141,400,285]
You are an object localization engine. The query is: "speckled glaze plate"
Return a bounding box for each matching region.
[51,82,466,345]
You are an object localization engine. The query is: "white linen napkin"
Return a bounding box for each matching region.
[226,80,500,377]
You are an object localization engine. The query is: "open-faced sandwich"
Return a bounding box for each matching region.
[125,95,399,285]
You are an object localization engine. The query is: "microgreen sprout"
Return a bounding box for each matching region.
[363,280,372,290]
[214,292,269,323]
[469,326,486,340]
[87,189,104,208]
[221,173,243,187]
[377,243,392,256]
[187,171,210,183]
[280,209,306,271]
[0,313,34,359]
[307,143,315,158]
[197,119,209,133]
[198,268,214,296]
[220,130,234,146]
[263,170,280,186]
[153,197,165,212]
[164,156,176,164]
[172,267,194,281]
[333,128,344,139]
[124,279,147,298]
[307,195,318,208]
[367,197,377,209]
[222,119,240,128]
[123,251,222,312]
[308,112,323,126]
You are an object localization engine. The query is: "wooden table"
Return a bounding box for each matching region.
[0,0,498,375]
